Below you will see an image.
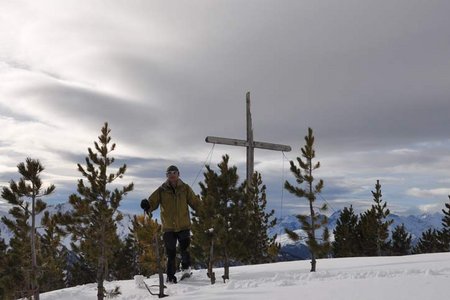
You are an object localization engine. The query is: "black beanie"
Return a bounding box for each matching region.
[166,165,179,172]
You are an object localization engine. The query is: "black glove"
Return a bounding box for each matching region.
[140,199,150,212]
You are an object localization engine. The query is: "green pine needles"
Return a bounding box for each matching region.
[284,127,330,272]
[191,154,278,284]
[1,158,55,299]
[65,122,134,300]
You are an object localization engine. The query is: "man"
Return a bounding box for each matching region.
[140,165,199,283]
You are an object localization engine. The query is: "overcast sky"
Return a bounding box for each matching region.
[1,0,450,217]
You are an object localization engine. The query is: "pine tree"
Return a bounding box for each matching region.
[191,155,242,283]
[0,231,7,299]
[39,212,68,292]
[356,208,379,256]
[0,212,31,299]
[215,156,243,282]
[192,156,278,282]
[65,123,134,300]
[332,206,359,257]
[371,180,393,256]
[284,128,330,272]
[0,247,22,299]
[413,229,444,254]
[191,164,220,284]
[1,158,55,299]
[441,196,450,251]
[116,214,165,279]
[65,253,96,287]
[390,223,412,256]
[240,172,279,264]
[356,180,392,256]
[112,237,137,280]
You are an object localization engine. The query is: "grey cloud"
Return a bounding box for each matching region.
[0,171,21,184]
[2,0,450,215]
[0,102,43,124]
[133,0,450,152]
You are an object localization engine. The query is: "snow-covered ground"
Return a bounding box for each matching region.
[41,252,450,300]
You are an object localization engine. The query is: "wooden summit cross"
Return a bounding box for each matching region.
[205,92,291,187]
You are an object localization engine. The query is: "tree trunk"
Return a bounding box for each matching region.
[31,188,39,300]
[309,159,317,272]
[97,224,105,300]
[222,249,229,283]
[377,228,381,256]
[310,253,317,272]
[207,239,215,285]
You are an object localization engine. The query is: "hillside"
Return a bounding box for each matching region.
[40,252,450,300]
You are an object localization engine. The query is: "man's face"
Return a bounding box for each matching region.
[166,170,179,183]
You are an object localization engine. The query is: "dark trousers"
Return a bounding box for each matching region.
[163,230,191,278]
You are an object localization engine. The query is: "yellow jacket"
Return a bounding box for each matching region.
[146,179,199,232]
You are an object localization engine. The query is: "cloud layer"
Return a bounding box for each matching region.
[1,0,450,216]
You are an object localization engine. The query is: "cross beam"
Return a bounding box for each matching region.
[205,136,291,153]
[205,92,291,186]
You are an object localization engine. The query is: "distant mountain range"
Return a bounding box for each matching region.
[0,203,134,246]
[0,204,445,261]
[271,210,444,260]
